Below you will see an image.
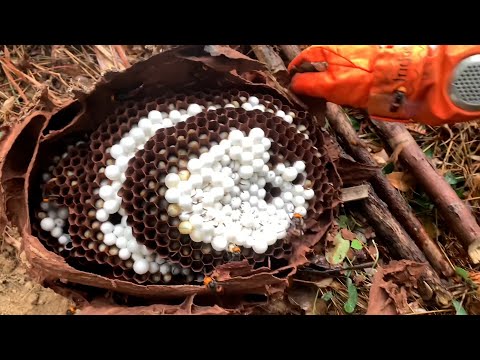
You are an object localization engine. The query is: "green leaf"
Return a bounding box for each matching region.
[326,233,351,265]
[337,215,349,229]
[344,278,358,314]
[351,239,363,250]
[410,192,434,211]
[382,162,395,175]
[444,171,463,186]
[452,300,468,315]
[455,187,465,199]
[348,117,360,131]
[423,147,434,159]
[321,291,333,302]
[455,266,470,280]
[455,266,477,288]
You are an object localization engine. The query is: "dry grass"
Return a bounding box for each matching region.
[0,45,175,126]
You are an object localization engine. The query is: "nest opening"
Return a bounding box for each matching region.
[42,101,84,135]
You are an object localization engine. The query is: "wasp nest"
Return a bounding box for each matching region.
[32,89,338,285]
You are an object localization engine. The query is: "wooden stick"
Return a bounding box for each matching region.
[372,120,480,264]
[280,45,300,61]
[279,45,302,62]
[361,184,429,262]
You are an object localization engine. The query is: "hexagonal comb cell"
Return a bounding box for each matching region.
[31,89,341,286]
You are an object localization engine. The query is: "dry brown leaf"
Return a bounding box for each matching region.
[419,216,440,239]
[354,274,366,286]
[314,277,334,288]
[471,174,480,191]
[466,298,480,315]
[287,286,318,313]
[340,228,356,241]
[386,171,415,192]
[0,96,15,118]
[306,298,328,315]
[367,244,379,260]
[346,248,356,261]
[371,149,390,166]
[405,123,427,135]
[330,280,346,291]
[367,260,428,315]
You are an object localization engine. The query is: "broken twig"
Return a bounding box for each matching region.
[250,45,289,86]
[341,185,369,202]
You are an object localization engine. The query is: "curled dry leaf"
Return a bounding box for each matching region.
[287,285,327,315]
[0,96,15,119]
[366,260,428,315]
[315,277,334,288]
[386,171,416,192]
[371,149,390,166]
[404,123,427,135]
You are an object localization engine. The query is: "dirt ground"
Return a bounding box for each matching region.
[0,238,73,315]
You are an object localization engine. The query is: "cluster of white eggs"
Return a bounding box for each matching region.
[38,201,71,247]
[164,128,313,254]
[39,153,73,250]
[40,95,310,278]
